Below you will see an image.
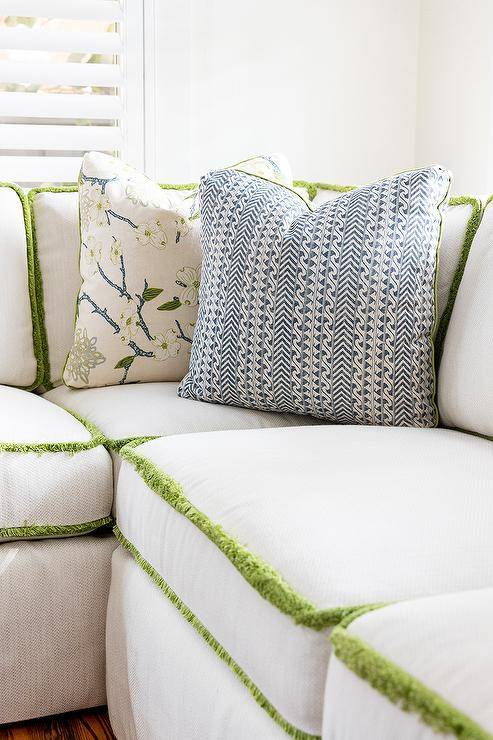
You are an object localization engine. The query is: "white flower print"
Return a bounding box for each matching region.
[84,235,102,265]
[152,329,180,361]
[118,304,139,341]
[174,215,191,243]
[86,187,111,228]
[135,219,167,250]
[65,327,105,385]
[176,266,201,306]
[110,237,123,264]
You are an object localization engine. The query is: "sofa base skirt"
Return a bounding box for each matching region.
[107,546,289,740]
[0,532,116,725]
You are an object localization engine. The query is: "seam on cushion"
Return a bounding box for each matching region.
[0,183,44,391]
[0,407,106,454]
[114,526,320,740]
[27,186,78,391]
[105,435,160,452]
[0,515,113,540]
[117,440,379,631]
[434,196,483,371]
[330,624,492,740]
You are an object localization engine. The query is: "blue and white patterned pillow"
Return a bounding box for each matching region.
[178,167,451,426]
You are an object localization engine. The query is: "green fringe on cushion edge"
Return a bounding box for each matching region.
[0,183,44,391]
[114,526,320,740]
[0,515,113,540]
[331,621,491,740]
[434,196,483,368]
[0,407,105,454]
[293,180,355,201]
[118,438,376,631]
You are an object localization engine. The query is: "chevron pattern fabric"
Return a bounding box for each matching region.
[178,166,451,426]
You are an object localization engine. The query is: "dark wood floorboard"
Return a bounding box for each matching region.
[0,706,115,739]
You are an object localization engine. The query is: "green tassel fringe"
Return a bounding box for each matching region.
[0,515,113,540]
[114,526,320,740]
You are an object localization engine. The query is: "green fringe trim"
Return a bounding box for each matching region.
[293,180,355,201]
[105,435,160,452]
[160,182,197,191]
[0,515,113,540]
[114,527,320,740]
[0,407,105,454]
[27,186,78,391]
[0,183,44,391]
[434,196,483,369]
[118,439,375,631]
[331,625,491,740]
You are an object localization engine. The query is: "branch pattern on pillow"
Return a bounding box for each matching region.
[63,152,291,388]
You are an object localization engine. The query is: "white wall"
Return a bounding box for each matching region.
[151,0,420,185]
[415,0,493,195]
[149,0,492,193]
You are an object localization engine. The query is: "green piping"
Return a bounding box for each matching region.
[434,196,483,368]
[0,183,44,391]
[114,526,319,740]
[105,435,160,452]
[331,621,491,739]
[160,182,197,191]
[118,439,375,631]
[0,407,105,454]
[0,515,113,540]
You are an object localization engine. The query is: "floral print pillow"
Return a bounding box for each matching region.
[63,151,292,387]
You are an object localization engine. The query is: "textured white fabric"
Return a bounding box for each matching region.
[323,656,442,740]
[324,589,493,739]
[115,425,493,736]
[44,381,320,441]
[0,186,38,387]
[0,446,112,535]
[0,386,112,535]
[107,546,287,740]
[436,201,472,321]
[438,204,493,436]
[0,533,116,724]
[0,384,93,443]
[30,189,82,388]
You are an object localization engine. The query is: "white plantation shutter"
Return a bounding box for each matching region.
[0,0,144,184]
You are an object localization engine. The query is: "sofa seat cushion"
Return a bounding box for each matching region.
[114,425,493,737]
[43,382,320,446]
[325,589,493,739]
[0,385,112,540]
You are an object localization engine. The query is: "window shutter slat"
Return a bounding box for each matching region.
[0,155,83,182]
[0,61,122,87]
[0,91,122,119]
[0,123,122,150]
[0,0,123,22]
[0,28,122,55]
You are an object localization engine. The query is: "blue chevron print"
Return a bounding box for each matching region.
[178,166,451,427]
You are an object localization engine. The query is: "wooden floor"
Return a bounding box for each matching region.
[0,707,115,739]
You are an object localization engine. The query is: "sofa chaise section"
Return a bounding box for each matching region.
[324,589,493,739]
[108,424,493,738]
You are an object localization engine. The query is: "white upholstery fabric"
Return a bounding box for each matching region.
[44,381,320,441]
[0,186,38,387]
[115,425,493,736]
[107,546,287,740]
[438,204,493,436]
[0,533,116,724]
[436,201,473,321]
[324,589,493,739]
[30,189,82,388]
[0,386,112,535]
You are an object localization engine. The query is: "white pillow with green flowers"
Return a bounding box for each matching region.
[63,151,292,388]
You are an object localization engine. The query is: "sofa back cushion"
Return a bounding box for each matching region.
[0,183,41,389]
[438,200,493,436]
[29,182,481,390]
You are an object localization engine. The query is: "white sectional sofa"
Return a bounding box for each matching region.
[0,180,492,739]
